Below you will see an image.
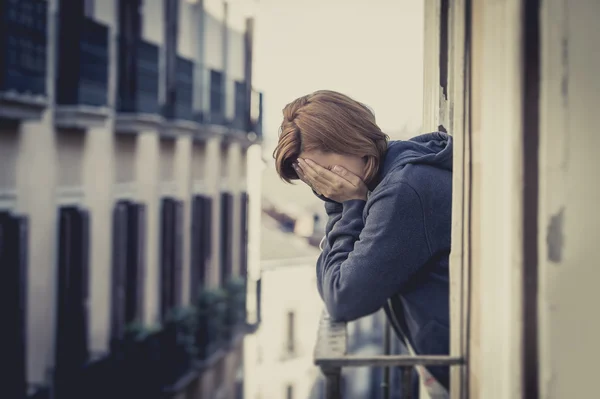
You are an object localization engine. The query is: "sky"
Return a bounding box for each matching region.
[252,0,425,153]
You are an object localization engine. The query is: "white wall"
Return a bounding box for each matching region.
[228,29,245,81]
[204,11,224,71]
[246,261,323,399]
[142,0,166,45]
[94,0,117,27]
[538,0,600,397]
[178,0,197,59]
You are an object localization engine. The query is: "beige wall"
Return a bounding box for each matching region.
[432,0,600,397]
[538,0,600,397]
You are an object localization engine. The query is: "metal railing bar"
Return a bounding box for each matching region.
[383,321,391,399]
[315,355,463,368]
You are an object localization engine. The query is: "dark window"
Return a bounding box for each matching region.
[220,192,233,285]
[286,384,294,399]
[110,201,146,341]
[210,70,224,122]
[234,80,247,129]
[54,206,90,397]
[190,195,211,301]
[240,192,249,277]
[286,311,295,354]
[160,197,184,320]
[0,211,28,399]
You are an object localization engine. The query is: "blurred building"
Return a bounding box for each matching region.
[0,0,263,398]
[244,214,324,399]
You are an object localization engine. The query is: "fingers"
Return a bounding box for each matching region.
[298,158,337,186]
[331,165,363,187]
[293,161,322,194]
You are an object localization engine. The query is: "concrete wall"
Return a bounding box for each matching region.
[537,0,600,397]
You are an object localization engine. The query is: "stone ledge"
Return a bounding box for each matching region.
[0,92,47,121]
[54,105,109,129]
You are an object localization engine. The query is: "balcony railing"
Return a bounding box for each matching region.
[56,17,109,107]
[163,55,194,121]
[117,39,160,115]
[0,0,48,97]
[314,310,462,399]
[52,279,251,399]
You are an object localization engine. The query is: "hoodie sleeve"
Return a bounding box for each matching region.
[316,180,432,322]
[315,200,343,299]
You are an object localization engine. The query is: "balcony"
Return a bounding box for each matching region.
[314,311,462,399]
[116,38,162,133]
[55,16,109,128]
[0,0,48,120]
[49,278,251,399]
[162,55,196,136]
[118,39,160,115]
[169,56,194,121]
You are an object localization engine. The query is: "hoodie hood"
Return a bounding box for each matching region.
[380,132,453,178]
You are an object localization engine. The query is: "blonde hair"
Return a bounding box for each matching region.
[273,90,389,184]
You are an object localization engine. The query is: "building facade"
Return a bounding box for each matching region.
[0,0,263,398]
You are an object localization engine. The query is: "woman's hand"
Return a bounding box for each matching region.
[293,158,368,203]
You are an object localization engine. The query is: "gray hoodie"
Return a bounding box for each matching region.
[316,132,452,389]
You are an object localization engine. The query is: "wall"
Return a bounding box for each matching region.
[537,0,600,397]
[247,260,323,399]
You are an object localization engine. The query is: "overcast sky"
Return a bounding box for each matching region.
[252,0,425,152]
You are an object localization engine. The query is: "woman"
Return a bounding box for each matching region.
[273,90,452,395]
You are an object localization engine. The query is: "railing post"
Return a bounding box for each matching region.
[382,320,391,399]
[321,367,342,399]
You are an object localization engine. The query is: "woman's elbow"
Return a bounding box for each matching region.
[324,292,364,322]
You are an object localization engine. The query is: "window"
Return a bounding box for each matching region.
[0,211,28,399]
[220,192,233,285]
[160,197,184,320]
[111,201,146,339]
[54,206,90,396]
[286,384,294,399]
[190,195,211,301]
[210,70,224,122]
[286,311,295,354]
[240,192,249,277]
[234,80,247,129]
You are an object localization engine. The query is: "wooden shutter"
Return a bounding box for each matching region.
[0,212,28,399]
[126,201,146,324]
[160,198,173,320]
[173,199,184,308]
[203,196,213,273]
[55,207,90,393]
[220,193,234,285]
[111,201,128,340]
[240,192,249,277]
[190,195,205,301]
[135,203,147,322]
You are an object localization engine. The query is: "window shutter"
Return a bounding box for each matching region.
[111,201,128,340]
[240,192,249,277]
[55,207,90,395]
[0,212,28,399]
[135,203,147,323]
[160,198,174,320]
[173,199,184,307]
[203,196,212,272]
